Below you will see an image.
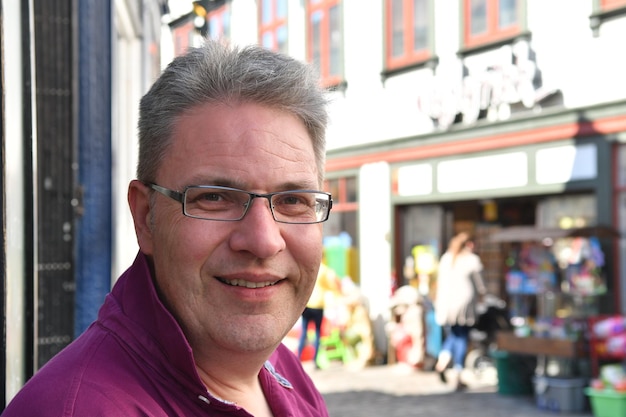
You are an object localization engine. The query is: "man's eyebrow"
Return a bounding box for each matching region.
[278,182,320,191]
[184,179,321,191]
[184,177,237,188]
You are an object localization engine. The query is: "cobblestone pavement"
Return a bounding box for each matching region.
[305,363,594,417]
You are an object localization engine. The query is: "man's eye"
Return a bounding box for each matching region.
[276,194,309,206]
[282,195,304,205]
[198,192,222,202]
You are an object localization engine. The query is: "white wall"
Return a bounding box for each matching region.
[112,1,144,281]
[206,0,626,152]
[528,0,626,108]
[323,0,626,150]
[3,0,28,402]
[358,162,392,352]
[112,0,166,280]
[229,0,259,46]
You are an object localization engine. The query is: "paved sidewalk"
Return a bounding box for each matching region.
[305,363,594,417]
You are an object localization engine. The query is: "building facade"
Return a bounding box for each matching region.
[171,0,626,355]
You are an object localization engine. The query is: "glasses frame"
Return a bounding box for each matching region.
[146,183,332,224]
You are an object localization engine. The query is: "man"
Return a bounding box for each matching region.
[3,40,332,416]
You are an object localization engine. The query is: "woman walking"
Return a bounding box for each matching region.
[434,232,487,389]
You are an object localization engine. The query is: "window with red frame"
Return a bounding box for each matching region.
[463,0,522,49]
[600,0,626,10]
[208,4,230,41]
[385,0,431,71]
[325,177,358,211]
[307,0,343,87]
[324,177,359,247]
[173,21,195,57]
[259,0,288,54]
[591,0,626,33]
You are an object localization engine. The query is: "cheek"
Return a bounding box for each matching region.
[151,221,217,310]
[152,212,212,265]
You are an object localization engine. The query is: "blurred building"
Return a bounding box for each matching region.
[167,0,626,356]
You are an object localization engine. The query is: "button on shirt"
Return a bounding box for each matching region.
[2,252,329,417]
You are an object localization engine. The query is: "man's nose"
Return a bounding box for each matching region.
[229,197,285,258]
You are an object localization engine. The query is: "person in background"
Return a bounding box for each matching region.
[2,40,332,417]
[434,232,487,390]
[298,259,340,368]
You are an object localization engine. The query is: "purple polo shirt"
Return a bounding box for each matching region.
[2,252,329,416]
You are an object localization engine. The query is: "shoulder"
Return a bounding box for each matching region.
[3,326,166,416]
[467,252,483,269]
[2,330,125,416]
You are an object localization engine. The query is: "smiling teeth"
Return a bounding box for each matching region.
[227,279,277,288]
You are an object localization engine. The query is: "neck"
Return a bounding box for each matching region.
[196,361,274,417]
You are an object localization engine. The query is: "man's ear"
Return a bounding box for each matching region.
[128,180,154,255]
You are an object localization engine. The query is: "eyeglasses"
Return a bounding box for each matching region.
[147,183,332,224]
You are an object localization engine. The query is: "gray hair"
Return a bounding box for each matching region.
[137,40,329,186]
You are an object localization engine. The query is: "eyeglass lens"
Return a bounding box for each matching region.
[183,186,330,223]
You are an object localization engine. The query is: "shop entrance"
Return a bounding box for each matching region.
[394,193,602,297]
[395,195,543,298]
[392,192,610,373]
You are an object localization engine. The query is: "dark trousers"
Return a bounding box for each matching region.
[298,307,324,361]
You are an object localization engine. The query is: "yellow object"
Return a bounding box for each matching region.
[412,245,437,274]
[307,263,340,309]
[192,1,207,17]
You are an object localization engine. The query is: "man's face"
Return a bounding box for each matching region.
[132,102,323,359]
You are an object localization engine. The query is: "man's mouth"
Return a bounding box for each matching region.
[217,277,280,288]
